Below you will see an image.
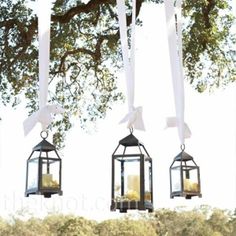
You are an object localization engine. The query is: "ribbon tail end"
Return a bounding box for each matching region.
[23,112,38,136]
[166,116,178,128]
[184,123,192,138]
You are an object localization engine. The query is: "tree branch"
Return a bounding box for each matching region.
[0,0,143,80]
[51,0,143,25]
[51,0,113,23]
[202,0,216,29]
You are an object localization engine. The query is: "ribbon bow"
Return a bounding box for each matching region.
[120,106,145,130]
[23,105,65,136]
[166,117,191,139]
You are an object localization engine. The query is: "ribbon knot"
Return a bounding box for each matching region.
[120,106,145,130]
[23,104,64,136]
[166,116,191,139]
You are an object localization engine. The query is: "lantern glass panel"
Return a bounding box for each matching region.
[114,159,121,201]
[144,158,152,202]
[183,166,199,192]
[27,158,38,190]
[171,166,181,192]
[41,158,60,188]
[114,157,140,202]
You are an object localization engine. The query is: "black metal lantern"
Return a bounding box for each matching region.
[25,131,62,198]
[110,131,153,213]
[170,145,201,199]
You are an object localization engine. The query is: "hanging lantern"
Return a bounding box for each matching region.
[25,131,62,198]
[170,145,201,199]
[110,131,153,213]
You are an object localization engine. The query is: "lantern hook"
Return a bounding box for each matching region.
[129,127,134,134]
[40,130,48,139]
[180,144,185,151]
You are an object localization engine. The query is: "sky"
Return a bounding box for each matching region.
[0,2,236,220]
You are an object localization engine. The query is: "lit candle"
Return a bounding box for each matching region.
[127,175,140,193]
[184,179,191,191]
[191,182,199,192]
[184,179,198,192]
[126,175,140,201]
[42,174,52,187]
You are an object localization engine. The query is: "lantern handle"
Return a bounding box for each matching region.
[129,127,134,134]
[180,144,185,151]
[40,130,48,139]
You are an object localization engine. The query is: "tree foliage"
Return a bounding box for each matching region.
[0,206,236,235]
[183,0,236,92]
[0,0,235,147]
[95,217,157,236]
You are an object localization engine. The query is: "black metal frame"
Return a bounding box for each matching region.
[170,150,201,199]
[25,136,62,198]
[110,133,153,213]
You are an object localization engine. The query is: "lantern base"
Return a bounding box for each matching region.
[171,191,202,199]
[25,188,63,198]
[110,200,153,213]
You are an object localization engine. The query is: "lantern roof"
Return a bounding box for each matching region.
[174,151,193,161]
[33,139,56,152]
[119,133,143,147]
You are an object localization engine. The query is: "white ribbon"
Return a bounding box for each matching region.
[120,106,145,130]
[166,117,191,139]
[164,0,191,144]
[23,105,65,136]
[38,0,51,110]
[116,0,145,131]
[23,0,64,136]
